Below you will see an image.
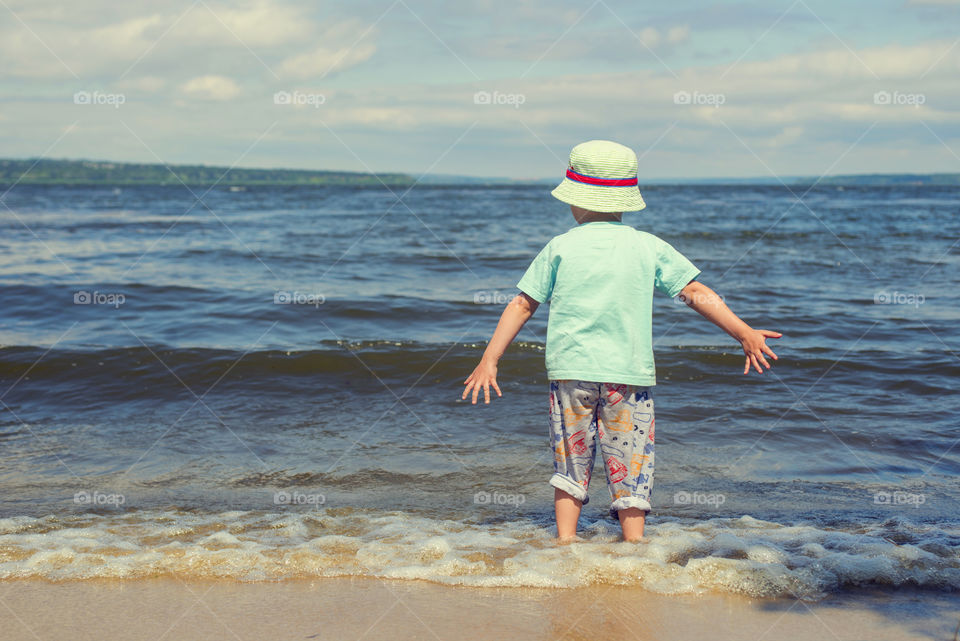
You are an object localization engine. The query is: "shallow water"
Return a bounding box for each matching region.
[1,508,958,600]
[0,182,957,596]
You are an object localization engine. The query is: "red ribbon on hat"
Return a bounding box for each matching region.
[566,167,637,187]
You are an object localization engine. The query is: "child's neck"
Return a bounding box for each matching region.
[578,212,622,224]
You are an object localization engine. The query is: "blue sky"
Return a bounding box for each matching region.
[3,0,960,179]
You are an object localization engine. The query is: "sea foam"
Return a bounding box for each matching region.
[1,509,958,599]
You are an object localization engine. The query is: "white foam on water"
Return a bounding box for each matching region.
[0,509,957,599]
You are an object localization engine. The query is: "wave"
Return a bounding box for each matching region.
[0,341,530,391]
[1,343,956,396]
[0,508,957,598]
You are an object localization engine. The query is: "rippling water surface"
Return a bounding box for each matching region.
[0,183,957,594]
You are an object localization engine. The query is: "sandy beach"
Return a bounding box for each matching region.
[2,577,956,641]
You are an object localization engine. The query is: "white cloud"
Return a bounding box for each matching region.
[737,41,960,79]
[667,25,690,45]
[458,22,690,61]
[87,13,167,57]
[117,75,167,93]
[179,75,241,100]
[278,42,377,80]
[634,24,691,49]
[175,1,313,47]
[270,38,959,141]
[0,2,375,79]
[276,18,378,79]
[638,27,661,48]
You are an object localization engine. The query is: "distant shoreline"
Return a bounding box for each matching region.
[0,158,416,187]
[1,157,958,186]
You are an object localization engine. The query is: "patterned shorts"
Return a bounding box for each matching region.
[548,379,655,518]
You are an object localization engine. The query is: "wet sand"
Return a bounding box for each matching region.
[1,577,956,641]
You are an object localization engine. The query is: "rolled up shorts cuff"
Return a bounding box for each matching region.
[550,474,589,505]
[609,496,652,519]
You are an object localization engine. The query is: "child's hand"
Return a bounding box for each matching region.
[739,329,782,374]
[462,358,502,404]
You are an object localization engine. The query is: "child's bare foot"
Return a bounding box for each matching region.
[556,533,582,545]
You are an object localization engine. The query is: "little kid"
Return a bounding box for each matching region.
[462,140,781,542]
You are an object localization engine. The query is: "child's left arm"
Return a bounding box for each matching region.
[462,293,540,404]
[678,280,781,375]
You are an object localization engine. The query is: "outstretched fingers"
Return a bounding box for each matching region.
[742,330,783,374]
[759,330,782,361]
[480,378,502,404]
[463,376,482,403]
[744,353,765,374]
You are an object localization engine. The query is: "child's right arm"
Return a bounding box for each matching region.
[461,293,540,404]
[678,280,781,375]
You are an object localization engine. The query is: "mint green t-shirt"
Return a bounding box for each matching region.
[516,221,701,386]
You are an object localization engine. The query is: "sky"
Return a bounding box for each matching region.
[2,0,960,180]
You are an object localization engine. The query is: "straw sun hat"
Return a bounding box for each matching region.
[551,140,647,213]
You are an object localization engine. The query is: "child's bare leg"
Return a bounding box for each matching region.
[618,507,646,542]
[554,488,582,540]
